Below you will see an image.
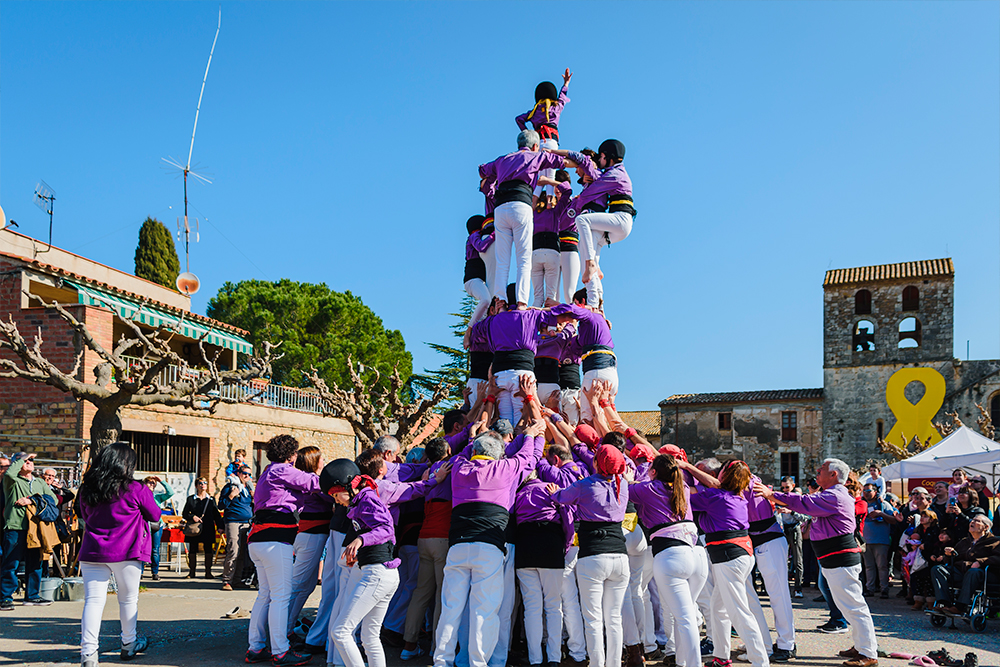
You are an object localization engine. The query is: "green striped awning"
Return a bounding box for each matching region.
[69,281,253,355]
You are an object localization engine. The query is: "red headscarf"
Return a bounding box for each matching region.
[595,444,627,499]
[629,443,659,463]
[328,474,379,498]
[659,444,688,463]
[574,424,601,449]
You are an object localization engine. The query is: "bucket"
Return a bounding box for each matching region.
[39,577,63,602]
[61,577,85,601]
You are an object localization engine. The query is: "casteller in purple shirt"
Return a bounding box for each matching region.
[79,480,162,563]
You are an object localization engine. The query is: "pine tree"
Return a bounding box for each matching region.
[134,217,181,289]
[410,293,476,405]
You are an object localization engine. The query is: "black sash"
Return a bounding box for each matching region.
[496,180,533,206]
[493,349,535,373]
[534,357,560,384]
[812,533,862,569]
[582,346,616,373]
[464,257,487,283]
[449,502,509,554]
[578,520,627,558]
[515,520,566,569]
[559,362,581,390]
[469,351,493,381]
[532,232,560,252]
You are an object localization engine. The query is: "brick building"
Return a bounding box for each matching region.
[0,229,356,501]
[659,258,1000,482]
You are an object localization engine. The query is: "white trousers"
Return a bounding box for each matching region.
[560,388,581,427]
[746,536,795,651]
[481,244,496,299]
[537,382,561,408]
[80,560,143,658]
[581,367,619,423]
[536,138,559,196]
[653,546,708,667]
[517,567,564,665]
[622,528,652,649]
[709,555,769,667]
[575,553,629,667]
[465,278,492,325]
[384,544,420,634]
[561,546,587,661]
[249,541,295,656]
[561,250,581,304]
[495,369,535,423]
[493,201,533,305]
[823,564,878,659]
[332,564,400,667]
[575,211,632,307]
[287,531,329,635]
[489,544,518,667]
[434,542,505,667]
[531,249,561,307]
[306,531,345,647]
[467,379,486,411]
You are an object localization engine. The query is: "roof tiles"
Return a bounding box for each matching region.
[659,388,823,406]
[823,258,953,287]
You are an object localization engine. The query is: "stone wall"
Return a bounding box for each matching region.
[823,359,1000,465]
[661,399,823,484]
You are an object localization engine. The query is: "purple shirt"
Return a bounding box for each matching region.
[535,323,576,361]
[425,459,455,502]
[549,304,614,349]
[629,479,694,544]
[536,458,587,487]
[79,481,162,563]
[445,425,472,452]
[565,157,632,214]
[469,308,559,353]
[451,435,543,510]
[301,483,335,514]
[689,486,749,534]
[254,462,321,513]
[572,443,596,475]
[479,148,566,188]
[773,484,857,542]
[516,83,570,131]
[744,475,783,537]
[514,478,575,552]
[533,182,572,236]
[481,178,497,217]
[348,486,401,568]
[377,476,438,523]
[466,231,495,261]
[385,461,428,484]
[551,474,628,523]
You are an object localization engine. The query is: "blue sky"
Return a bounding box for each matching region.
[2,1,998,410]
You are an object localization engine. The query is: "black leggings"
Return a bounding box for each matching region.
[187,539,215,576]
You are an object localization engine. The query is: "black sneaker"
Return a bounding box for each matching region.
[246,647,272,663]
[23,597,52,606]
[818,621,849,634]
[771,647,796,662]
[880,590,889,599]
[0,599,13,611]
[701,639,715,657]
[121,636,149,661]
[272,650,312,666]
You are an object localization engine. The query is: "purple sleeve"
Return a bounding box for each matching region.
[574,177,620,211]
[381,478,437,507]
[515,110,529,131]
[541,152,566,171]
[551,477,584,506]
[774,490,840,517]
[572,443,596,474]
[559,84,569,105]
[479,158,498,180]
[137,484,162,523]
[470,232,495,253]
[469,318,491,351]
[395,463,429,483]
[357,500,395,547]
[288,468,322,494]
[512,434,542,469]
[536,457,561,484]
[445,424,472,450]
[566,152,600,182]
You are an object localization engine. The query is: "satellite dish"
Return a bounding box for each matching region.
[176,272,201,296]
[0,204,5,229]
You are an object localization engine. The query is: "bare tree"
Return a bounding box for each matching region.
[0,296,278,449]
[309,355,451,449]
[876,431,934,462]
[975,402,995,440]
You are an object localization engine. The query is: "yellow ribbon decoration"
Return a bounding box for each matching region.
[885,367,946,448]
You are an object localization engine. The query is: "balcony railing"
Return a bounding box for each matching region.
[120,356,325,415]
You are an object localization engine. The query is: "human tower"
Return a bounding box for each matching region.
[239,69,881,667]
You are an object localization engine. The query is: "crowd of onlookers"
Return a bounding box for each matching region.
[778,464,998,628]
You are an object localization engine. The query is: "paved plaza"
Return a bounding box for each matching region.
[1,570,997,667]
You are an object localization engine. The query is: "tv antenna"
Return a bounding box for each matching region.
[33,180,56,252]
[162,8,220,295]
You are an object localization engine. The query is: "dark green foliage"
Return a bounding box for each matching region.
[134,217,181,289]
[410,293,475,405]
[206,279,412,389]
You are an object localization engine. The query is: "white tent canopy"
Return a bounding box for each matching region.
[882,425,1000,482]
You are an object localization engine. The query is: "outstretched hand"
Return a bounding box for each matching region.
[753,482,775,501]
[434,461,454,483]
[563,68,573,85]
[523,419,545,438]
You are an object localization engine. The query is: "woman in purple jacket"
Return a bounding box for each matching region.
[78,442,161,666]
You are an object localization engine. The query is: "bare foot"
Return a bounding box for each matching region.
[581,260,598,284]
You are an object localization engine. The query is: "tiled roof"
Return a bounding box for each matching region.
[823,258,953,287]
[618,411,661,436]
[1,251,250,337]
[659,388,823,406]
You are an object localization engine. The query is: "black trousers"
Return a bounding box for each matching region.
[187,535,215,576]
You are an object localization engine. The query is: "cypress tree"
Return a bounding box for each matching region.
[134,217,181,289]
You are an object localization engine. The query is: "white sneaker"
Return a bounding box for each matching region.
[121,636,148,661]
[82,652,99,667]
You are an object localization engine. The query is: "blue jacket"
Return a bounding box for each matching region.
[218,483,253,523]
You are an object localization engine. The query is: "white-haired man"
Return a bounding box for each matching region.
[755,459,878,667]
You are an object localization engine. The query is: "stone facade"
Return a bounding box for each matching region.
[660,391,823,485]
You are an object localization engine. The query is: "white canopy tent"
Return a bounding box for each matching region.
[882,425,1000,493]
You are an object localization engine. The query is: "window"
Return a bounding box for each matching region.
[876,419,884,441]
[780,452,800,483]
[854,289,872,315]
[124,431,199,473]
[898,317,921,348]
[902,286,919,311]
[252,441,269,478]
[991,395,1000,431]
[853,320,875,352]
[781,412,797,441]
[718,412,732,430]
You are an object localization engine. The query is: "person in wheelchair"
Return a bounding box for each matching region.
[930,515,1000,615]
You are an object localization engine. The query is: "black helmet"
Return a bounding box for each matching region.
[320,458,360,494]
[598,139,626,163]
[466,215,486,235]
[535,81,558,103]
